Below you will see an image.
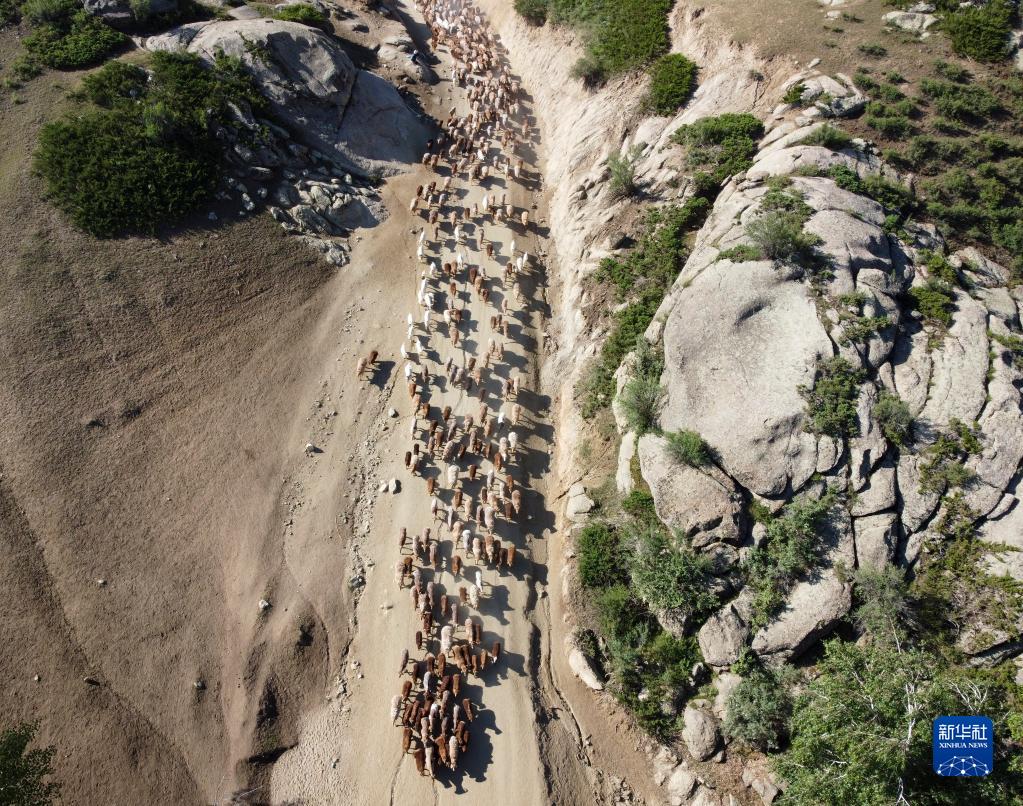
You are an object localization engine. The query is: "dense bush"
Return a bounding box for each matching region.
[514,0,548,25]
[826,164,916,227]
[621,488,659,524]
[577,522,627,588]
[918,418,981,495]
[646,53,697,115]
[35,52,266,236]
[619,374,663,433]
[547,0,672,83]
[799,356,865,438]
[944,0,1014,63]
[0,723,60,806]
[800,124,852,150]
[272,2,326,28]
[743,492,836,627]
[857,42,887,58]
[664,429,709,467]
[920,78,1001,124]
[80,60,147,106]
[908,278,956,328]
[629,527,717,619]
[716,243,762,262]
[671,113,764,190]
[0,0,19,26]
[745,209,820,266]
[872,390,913,447]
[724,665,793,751]
[23,0,127,70]
[782,82,805,105]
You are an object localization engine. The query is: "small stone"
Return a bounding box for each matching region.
[194,680,206,690]
[207,212,218,222]
[259,598,271,611]
[33,674,41,683]
[388,408,398,418]
[388,478,400,494]
[96,578,107,587]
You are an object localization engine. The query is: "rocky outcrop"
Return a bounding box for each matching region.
[681,704,720,761]
[637,434,743,544]
[658,256,833,498]
[147,19,428,176]
[85,0,176,29]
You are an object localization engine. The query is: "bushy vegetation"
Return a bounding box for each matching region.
[742,491,836,628]
[581,198,709,414]
[781,82,805,105]
[724,654,793,751]
[857,42,887,58]
[918,418,982,495]
[514,0,548,26]
[716,243,762,263]
[618,367,663,433]
[920,77,1001,124]
[646,53,697,115]
[35,52,266,236]
[541,0,673,85]
[23,0,127,70]
[0,723,60,806]
[629,526,717,619]
[608,145,642,199]
[671,113,764,193]
[0,0,20,26]
[745,208,820,266]
[872,390,913,447]
[825,164,916,230]
[577,522,627,588]
[664,429,709,467]
[799,124,853,150]
[907,278,956,329]
[799,357,865,439]
[272,2,326,28]
[581,518,711,738]
[944,0,1014,63]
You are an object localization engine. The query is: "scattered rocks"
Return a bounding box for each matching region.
[566,482,595,520]
[883,10,938,36]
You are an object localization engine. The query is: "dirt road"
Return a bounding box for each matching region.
[270,1,593,802]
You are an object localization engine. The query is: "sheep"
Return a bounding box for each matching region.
[395,560,405,589]
[414,747,426,776]
[511,488,522,516]
[468,584,480,609]
[465,617,475,646]
[391,694,402,723]
[399,647,409,676]
[505,545,516,568]
[452,554,463,576]
[474,569,483,592]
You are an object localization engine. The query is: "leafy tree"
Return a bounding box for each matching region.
[851,564,914,638]
[0,723,60,806]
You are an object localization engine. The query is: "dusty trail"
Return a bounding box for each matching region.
[271,1,593,802]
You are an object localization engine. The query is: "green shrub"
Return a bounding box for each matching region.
[799,356,865,439]
[782,82,805,105]
[646,53,697,115]
[619,375,663,433]
[717,243,762,262]
[21,0,72,24]
[514,0,548,25]
[872,390,913,447]
[920,78,1001,123]
[800,124,852,150]
[24,6,127,70]
[608,145,642,199]
[671,112,763,190]
[743,492,836,627]
[0,0,20,25]
[629,526,717,619]
[577,522,628,588]
[852,68,879,94]
[933,59,971,83]
[0,723,60,806]
[724,666,793,751]
[918,418,981,495]
[746,209,821,266]
[35,51,265,236]
[857,43,887,57]
[272,2,326,28]
[596,584,643,639]
[826,165,915,223]
[865,111,913,139]
[944,0,1014,63]
[11,55,43,82]
[664,429,709,467]
[907,279,956,328]
[80,60,148,107]
[622,488,659,523]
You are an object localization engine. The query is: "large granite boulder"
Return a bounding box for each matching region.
[147,19,427,175]
[659,259,834,498]
[681,704,721,761]
[637,434,743,545]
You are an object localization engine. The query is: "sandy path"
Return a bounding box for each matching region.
[270,3,588,802]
